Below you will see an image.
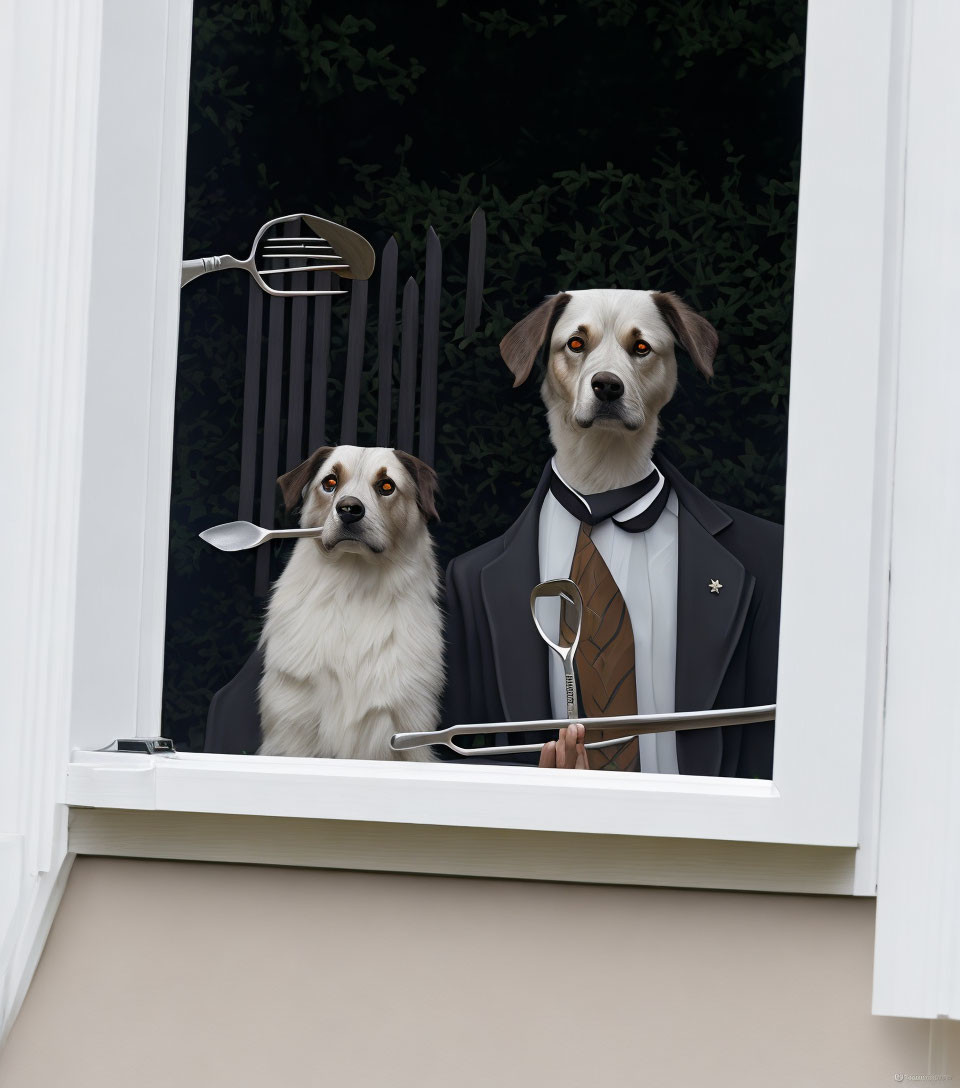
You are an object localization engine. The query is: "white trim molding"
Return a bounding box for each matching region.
[0,0,105,1044]
[67,749,797,842]
[67,809,859,896]
[0,0,193,1044]
[775,0,906,887]
[59,745,846,849]
[71,0,192,752]
[872,0,960,1021]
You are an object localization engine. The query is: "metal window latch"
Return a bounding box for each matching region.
[96,738,177,755]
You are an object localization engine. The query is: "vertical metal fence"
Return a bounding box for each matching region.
[237,208,487,594]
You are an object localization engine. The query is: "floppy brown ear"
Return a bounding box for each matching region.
[395,451,440,524]
[499,292,572,387]
[651,291,718,379]
[277,446,334,512]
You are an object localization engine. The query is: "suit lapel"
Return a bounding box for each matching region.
[658,456,755,775]
[674,503,754,713]
[480,466,553,722]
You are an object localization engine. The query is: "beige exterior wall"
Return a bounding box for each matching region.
[1,856,957,1087]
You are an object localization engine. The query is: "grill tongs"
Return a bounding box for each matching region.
[390,704,776,758]
[391,577,775,758]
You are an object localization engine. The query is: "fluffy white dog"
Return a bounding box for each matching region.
[257,444,442,761]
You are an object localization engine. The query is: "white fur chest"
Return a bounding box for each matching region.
[257,538,443,760]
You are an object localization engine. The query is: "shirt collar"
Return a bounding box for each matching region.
[549,455,664,524]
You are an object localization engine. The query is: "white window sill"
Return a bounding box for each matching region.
[64,750,864,897]
[66,748,844,845]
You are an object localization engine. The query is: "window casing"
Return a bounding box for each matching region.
[18,0,960,1033]
[62,0,902,889]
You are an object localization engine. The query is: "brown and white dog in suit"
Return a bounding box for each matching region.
[443,289,782,776]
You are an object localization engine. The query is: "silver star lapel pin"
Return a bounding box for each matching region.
[708,579,723,594]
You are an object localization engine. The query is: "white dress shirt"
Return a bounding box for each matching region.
[537,457,679,773]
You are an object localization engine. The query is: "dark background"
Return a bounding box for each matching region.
[165,0,807,750]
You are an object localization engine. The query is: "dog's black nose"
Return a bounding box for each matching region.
[591,372,624,402]
[336,496,365,524]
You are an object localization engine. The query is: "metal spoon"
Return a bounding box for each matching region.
[199,520,324,552]
[530,578,583,722]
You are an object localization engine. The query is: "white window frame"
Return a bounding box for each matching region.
[14,0,953,1037]
[62,0,900,861]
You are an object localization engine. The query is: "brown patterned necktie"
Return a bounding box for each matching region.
[559,523,640,772]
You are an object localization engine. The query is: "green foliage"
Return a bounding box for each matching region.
[461,9,568,38]
[166,0,806,748]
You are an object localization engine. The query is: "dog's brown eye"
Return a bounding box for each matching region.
[566,336,585,353]
[634,340,652,356]
[376,478,396,496]
[320,474,337,493]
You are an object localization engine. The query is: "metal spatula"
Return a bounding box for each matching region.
[199,520,325,552]
[180,212,375,296]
